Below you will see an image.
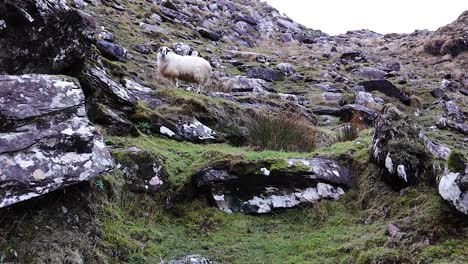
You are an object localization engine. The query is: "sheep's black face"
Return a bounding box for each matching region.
[158,46,170,59]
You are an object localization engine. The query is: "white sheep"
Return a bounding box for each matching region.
[157,46,212,92]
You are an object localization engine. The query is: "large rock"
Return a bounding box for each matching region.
[359,80,411,105]
[246,67,285,82]
[439,166,468,215]
[370,105,433,188]
[193,158,352,214]
[0,75,114,208]
[197,27,222,41]
[353,67,387,80]
[0,0,95,74]
[96,40,128,61]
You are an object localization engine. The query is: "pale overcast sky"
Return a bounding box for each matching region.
[264,0,467,35]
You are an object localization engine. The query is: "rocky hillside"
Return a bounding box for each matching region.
[0,0,467,263]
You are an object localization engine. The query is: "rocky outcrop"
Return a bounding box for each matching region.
[0,0,95,74]
[193,158,352,214]
[424,11,468,56]
[370,105,433,188]
[80,63,138,112]
[0,75,114,208]
[79,59,139,135]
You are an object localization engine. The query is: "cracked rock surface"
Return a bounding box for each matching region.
[0,75,114,208]
[193,158,351,214]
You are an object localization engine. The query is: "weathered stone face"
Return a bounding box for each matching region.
[193,158,352,214]
[0,75,114,208]
[439,167,468,215]
[0,0,95,74]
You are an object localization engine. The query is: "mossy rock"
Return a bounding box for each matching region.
[447,150,467,173]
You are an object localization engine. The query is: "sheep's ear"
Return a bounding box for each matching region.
[157,47,162,53]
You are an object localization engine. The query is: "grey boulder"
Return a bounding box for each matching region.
[439,167,468,215]
[246,67,285,82]
[168,255,213,264]
[0,75,114,208]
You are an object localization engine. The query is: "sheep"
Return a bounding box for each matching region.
[157,46,212,92]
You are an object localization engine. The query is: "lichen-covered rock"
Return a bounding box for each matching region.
[370,105,433,188]
[419,132,451,160]
[0,0,95,74]
[0,75,114,208]
[113,147,167,193]
[438,166,468,215]
[168,255,213,264]
[193,158,351,214]
[218,76,269,93]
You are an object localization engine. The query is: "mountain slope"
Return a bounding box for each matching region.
[0,0,467,263]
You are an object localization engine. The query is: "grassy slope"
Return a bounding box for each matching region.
[78,1,468,263]
[96,131,468,264]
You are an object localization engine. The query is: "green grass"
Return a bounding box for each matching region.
[109,135,311,188]
[97,186,387,264]
[95,166,467,264]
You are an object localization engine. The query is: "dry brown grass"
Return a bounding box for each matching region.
[337,112,367,142]
[202,78,234,93]
[246,111,319,152]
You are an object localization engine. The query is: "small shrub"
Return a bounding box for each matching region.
[136,122,152,135]
[447,150,466,173]
[339,93,356,106]
[337,123,359,142]
[246,111,318,152]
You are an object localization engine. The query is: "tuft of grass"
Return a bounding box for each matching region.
[246,111,319,152]
[337,112,367,142]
